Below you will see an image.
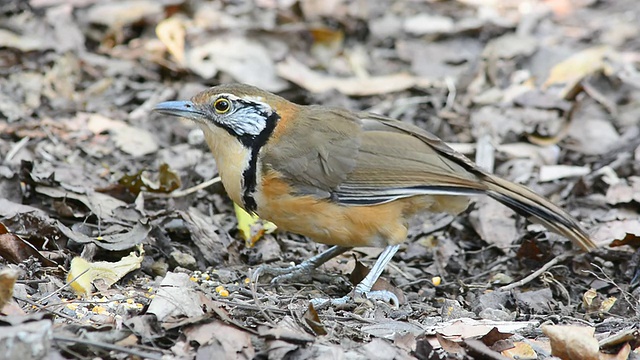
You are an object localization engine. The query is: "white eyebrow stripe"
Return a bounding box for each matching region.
[210,93,274,137]
[216,93,273,115]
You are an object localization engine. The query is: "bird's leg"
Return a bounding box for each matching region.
[256,245,352,283]
[311,244,401,308]
[353,244,400,301]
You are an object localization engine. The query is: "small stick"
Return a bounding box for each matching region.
[37,268,90,304]
[143,176,221,199]
[500,251,574,291]
[250,267,277,326]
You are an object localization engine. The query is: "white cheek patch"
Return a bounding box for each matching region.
[215,93,274,137]
[225,108,267,136]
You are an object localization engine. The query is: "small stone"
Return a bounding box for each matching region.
[441,299,475,321]
[169,251,198,270]
[479,308,515,321]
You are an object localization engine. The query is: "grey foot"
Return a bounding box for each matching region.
[253,245,352,284]
[254,263,315,284]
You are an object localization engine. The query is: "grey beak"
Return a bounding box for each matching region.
[153,101,206,121]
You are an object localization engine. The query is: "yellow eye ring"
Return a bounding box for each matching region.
[213,98,231,114]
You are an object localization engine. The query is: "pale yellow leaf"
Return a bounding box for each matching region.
[543,46,615,98]
[156,17,186,66]
[67,246,144,296]
[234,203,276,248]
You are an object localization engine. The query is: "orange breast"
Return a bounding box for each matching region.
[253,171,468,248]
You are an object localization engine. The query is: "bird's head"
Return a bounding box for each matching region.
[154,83,288,146]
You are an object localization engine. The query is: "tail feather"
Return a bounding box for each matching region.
[484,175,596,251]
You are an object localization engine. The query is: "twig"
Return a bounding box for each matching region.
[444,76,457,110]
[500,251,573,291]
[215,298,287,314]
[53,335,164,360]
[37,268,90,304]
[583,263,638,311]
[250,267,277,326]
[143,176,221,199]
[5,136,30,162]
[14,296,78,323]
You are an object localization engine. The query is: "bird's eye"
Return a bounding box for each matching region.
[213,98,231,114]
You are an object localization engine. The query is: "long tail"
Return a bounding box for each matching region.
[484,175,596,251]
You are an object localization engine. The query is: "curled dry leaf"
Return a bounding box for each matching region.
[67,246,144,296]
[583,288,598,311]
[0,267,20,310]
[302,303,327,336]
[179,208,233,266]
[156,16,186,66]
[543,46,615,99]
[609,233,640,249]
[57,220,152,251]
[542,324,599,360]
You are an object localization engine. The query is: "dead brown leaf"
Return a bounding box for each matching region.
[302,303,327,336]
[57,220,151,251]
[469,198,517,251]
[0,224,57,267]
[349,256,405,304]
[609,233,640,249]
[118,163,181,196]
[592,220,640,247]
[542,324,599,360]
[184,320,255,360]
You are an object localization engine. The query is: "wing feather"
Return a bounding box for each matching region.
[262,108,487,204]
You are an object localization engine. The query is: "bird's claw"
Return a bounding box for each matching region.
[358,290,400,307]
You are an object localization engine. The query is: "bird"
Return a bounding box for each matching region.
[154,83,596,305]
